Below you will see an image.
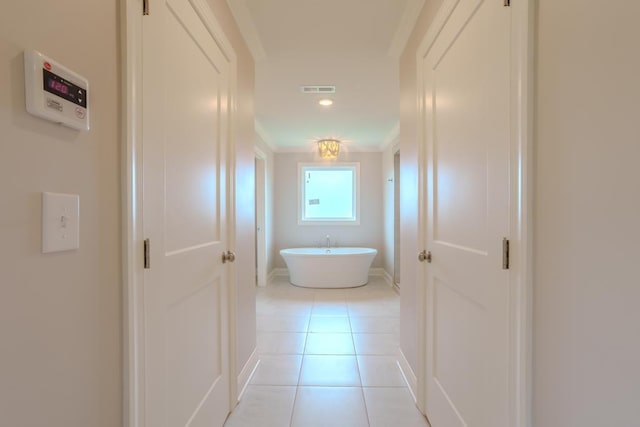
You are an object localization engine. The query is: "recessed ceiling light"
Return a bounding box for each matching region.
[319,99,333,106]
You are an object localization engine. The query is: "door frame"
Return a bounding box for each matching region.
[414,1,534,426]
[120,0,238,425]
[254,148,267,288]
[392,144,401,288]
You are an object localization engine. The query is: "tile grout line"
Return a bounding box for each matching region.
[349,308,372,427]
[288,309,311,427]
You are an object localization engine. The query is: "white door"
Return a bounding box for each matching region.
[421,0,511,426]
[142,0,232,425]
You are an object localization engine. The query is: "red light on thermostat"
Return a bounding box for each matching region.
[44,61,52,70]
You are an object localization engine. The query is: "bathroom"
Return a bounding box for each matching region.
[272,151,388,280]
[255,139,402,285]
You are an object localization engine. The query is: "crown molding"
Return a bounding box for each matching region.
[274,144,384,154]
[378,121,400,152]
[226,0,267,61]
[388,0,425,59]
[254,120,277,152]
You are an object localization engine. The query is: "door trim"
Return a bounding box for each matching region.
[414,1,534,426]
[121,0,238,425]
[254,147,267,288]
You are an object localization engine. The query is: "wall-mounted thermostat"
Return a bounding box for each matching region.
[24,50,89,131]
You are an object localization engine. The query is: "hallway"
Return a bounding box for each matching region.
[224,277,428,426]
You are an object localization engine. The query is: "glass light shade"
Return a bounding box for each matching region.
[318,139,340,159]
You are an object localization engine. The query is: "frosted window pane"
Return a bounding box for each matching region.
[300,165,358,222]
[305,170,353,219]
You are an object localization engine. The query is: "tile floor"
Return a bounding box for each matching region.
[224,276,430,427]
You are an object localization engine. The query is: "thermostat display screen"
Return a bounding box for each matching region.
[43,69,86,108]
[24,49,90,131]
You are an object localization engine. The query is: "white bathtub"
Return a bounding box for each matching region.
[280,247,378,288]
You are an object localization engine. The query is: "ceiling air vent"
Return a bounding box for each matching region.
[301,85,336,94]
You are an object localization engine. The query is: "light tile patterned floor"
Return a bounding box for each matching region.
[224,276,430,427]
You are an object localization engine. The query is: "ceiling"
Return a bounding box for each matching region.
[227,0,424,152]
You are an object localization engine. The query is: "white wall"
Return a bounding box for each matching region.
[273,151,384,268]
[533,1,640,425]
[0,2,121,425]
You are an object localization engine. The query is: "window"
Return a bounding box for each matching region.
[299,163,360,224]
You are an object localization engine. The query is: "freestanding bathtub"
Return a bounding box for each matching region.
[280,247,378,288]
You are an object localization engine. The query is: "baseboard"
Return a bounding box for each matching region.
[236,349,260,402]
[369,267,385,277]
[273,267,390,284]
[270,268,288,278]
[369,268,394,288]
[267,269,278,282]
[369,267,383,276]
[383,270,393,287]
[397,348,418,403]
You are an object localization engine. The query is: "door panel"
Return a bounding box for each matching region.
[166,283,222,425]
[163,1,222,253]
[143,0,231,426]
[422,0,510,426]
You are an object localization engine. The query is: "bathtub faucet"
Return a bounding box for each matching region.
[326,234,331,248]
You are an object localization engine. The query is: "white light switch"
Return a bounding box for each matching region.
[42,192,80,253]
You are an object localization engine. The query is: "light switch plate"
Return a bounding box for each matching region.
[42,192,80,253]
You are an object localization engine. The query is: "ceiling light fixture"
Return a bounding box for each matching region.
[319,99,333,106]
[318,139,340,159]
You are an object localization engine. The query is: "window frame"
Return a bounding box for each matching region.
[297,162,361,226]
